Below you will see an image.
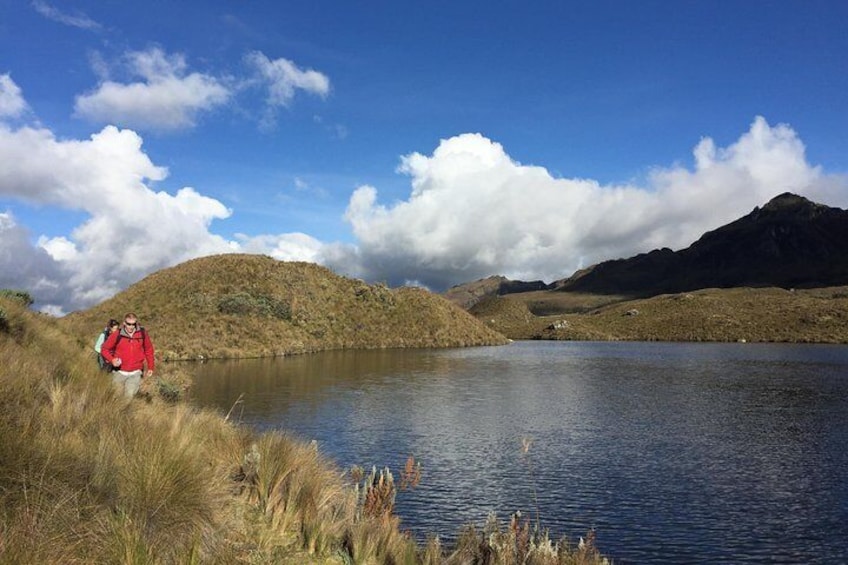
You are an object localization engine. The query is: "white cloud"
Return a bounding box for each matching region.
[0,212,65,309]
[0,122,240,311]
[235,232,325,263]
[0,74,28,118]
[74,48,231,131]
[338,117,848,289]
[244,51,330,129]
[32,1,101,30]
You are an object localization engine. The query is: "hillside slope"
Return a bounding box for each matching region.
[475,286,848,343]
[555,193,848,295]
[63,254,507,360]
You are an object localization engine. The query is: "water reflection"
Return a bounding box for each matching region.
[191,341,848,564]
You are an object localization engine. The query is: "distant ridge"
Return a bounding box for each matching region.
[553,193,848,295]
[443,275,550,309]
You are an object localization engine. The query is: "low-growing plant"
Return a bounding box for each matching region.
[154,366,193,403]
[217,292,292,320]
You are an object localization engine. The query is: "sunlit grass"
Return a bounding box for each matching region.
[61,254,508,362]
[477,285,848,343]
[1,295,609,564]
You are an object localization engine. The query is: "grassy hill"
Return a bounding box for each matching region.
[473,286,848,343]
[63,254,507,361]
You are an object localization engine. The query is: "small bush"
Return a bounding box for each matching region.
[0,289,34,307]
[217,292,291,320]
[154,367,193,403]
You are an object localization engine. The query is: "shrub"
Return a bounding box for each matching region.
[0,289,33,307]
[217,292,291,320]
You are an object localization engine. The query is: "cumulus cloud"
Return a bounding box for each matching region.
[235,232,325,263]
[244,51,330,129]
[0,212,65,306]
[338,117,848,290]
[74,48,231,131]
[0,74,28,118]
[32,1,101,30]
[0,122,241,312]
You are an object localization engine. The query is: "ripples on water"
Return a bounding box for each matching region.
[191,341,848,564]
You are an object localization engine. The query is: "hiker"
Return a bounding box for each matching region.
[100,313,156,398]
[94,319,120,370]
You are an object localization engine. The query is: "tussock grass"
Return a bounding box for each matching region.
[1,296,609,564]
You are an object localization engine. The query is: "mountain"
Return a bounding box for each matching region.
[554,193,848,295]
[62,254,507,360]
[442,275,550,309]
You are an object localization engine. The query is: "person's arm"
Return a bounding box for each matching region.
[143,331,155,376]
[101,331,119,365]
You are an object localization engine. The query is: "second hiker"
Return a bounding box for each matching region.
[94,318,120,370]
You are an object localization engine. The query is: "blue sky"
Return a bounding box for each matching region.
[1,1,847,313]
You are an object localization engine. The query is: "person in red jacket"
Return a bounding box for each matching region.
[100,312,156,398]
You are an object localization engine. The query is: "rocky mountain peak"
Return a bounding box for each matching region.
[555,193,848,295]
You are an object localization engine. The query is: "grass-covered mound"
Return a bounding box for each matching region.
[477,286,848,343]
[0,295,609,564]
[63,254,508,360]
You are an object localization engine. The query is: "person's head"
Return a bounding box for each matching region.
[123,313,139,333]
[107,319,120,333]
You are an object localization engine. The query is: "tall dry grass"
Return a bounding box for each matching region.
[1,296,609,564]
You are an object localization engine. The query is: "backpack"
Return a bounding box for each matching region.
[97,329,113,372]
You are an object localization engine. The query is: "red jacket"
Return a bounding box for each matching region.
[100,327,155,372]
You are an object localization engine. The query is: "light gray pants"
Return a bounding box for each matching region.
[112,370,143,398]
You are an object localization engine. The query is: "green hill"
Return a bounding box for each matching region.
[63,254,508,360]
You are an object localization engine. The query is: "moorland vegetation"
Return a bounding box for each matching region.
[1,292,610,564]
[470,285,848,343]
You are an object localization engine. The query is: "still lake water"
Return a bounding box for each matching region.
[190,341,848,563]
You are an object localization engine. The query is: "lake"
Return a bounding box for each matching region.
[190,341,848,563]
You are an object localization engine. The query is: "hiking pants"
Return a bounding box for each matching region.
[112,370,142,398]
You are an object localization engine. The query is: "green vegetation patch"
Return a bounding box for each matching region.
[0,289,33,307]
[217,292,292,320]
